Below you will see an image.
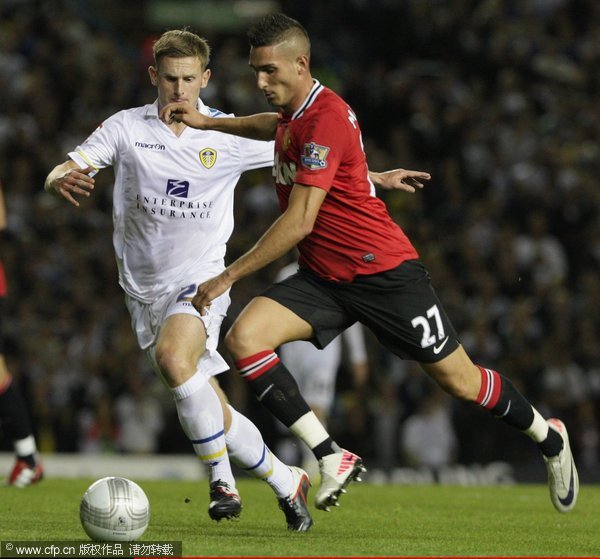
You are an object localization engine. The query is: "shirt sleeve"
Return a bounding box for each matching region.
[238,137,275,172]
[293,109,349,191]
[68,111,124,174]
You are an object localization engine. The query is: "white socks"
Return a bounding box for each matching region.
[172,372,235,487]
[524,407,549,443]
[225,405,294,498]
[14,434,37,458]
[289,411,331,448]
[172,373,296,498]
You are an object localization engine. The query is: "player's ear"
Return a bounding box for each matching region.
[148,66,158,86]
[201,68,211,88]
[296,54,309,75]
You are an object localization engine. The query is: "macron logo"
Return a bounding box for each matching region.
[135,141,166,150]
[167,179,189,198]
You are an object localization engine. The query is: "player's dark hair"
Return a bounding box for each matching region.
[247,13,310,53]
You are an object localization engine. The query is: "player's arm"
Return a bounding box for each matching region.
[160,101,278,141]
[44,160,96,207]
[368,168,431,193]
[192,184,326,313]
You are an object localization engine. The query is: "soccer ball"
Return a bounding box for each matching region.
[80,476,150,541]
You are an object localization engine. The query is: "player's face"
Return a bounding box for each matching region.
[149,56,211,108]
[249,44,309,114]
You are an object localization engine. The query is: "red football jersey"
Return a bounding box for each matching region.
[273,81,418,282]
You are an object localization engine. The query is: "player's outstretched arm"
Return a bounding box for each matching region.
[160,101,278,141]
[369,168,431,193]
[44,160,96,207]
[192,184,326,314]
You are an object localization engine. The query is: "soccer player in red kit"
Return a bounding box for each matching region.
[269,85,419,282]
[0,181,43,487]
[160,13,578,514]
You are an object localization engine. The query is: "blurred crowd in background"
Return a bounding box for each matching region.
[0,0,598,479]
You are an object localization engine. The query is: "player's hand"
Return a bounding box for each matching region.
[192,273,233,315]
[370,169,431,192]
[48,166,95,207]
[159,101,211,129]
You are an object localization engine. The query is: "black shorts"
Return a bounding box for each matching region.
[262,259,459,363]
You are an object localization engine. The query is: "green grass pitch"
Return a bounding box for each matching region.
[2,479,599,557]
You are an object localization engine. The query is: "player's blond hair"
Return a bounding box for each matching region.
[152,29,211,70]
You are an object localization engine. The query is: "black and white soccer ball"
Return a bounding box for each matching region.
[80,476,150,541]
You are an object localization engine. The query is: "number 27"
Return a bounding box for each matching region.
[411,304,445,348]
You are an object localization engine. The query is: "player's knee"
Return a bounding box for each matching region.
[425,364,476,401]
[155,344,191,386]
[441,379,472,401]
[224,323,250,358]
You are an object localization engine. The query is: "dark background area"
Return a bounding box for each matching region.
[0,0,598,481]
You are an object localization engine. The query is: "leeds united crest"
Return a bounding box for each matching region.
[199,148,217,169]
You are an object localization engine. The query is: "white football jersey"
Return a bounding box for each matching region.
[69,100,274,302]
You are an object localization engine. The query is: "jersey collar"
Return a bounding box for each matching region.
[290,79,324,121]
[146,98,209,118]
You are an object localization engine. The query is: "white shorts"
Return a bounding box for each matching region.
[125,283,231,379]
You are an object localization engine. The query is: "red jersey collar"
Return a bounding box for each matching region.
[289,79,324,121]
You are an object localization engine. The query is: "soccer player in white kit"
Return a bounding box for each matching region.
[44,29,313,531]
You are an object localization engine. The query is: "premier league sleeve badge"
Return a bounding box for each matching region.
[300,142,330,170]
